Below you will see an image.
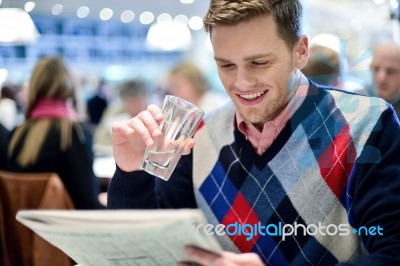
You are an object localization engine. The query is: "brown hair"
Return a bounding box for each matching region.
[8,56,79,167]
[25,56,76,117]
[203,0,303,49]
[119,79,148,98]
[169,61,209,95]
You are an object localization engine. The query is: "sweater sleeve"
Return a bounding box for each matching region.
[107,151,197,209]
[342,107,400,265]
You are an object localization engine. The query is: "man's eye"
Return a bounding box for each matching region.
[252,61,267,66]
[220,64,235,69]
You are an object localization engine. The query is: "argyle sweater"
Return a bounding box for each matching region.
[108,82,400,265]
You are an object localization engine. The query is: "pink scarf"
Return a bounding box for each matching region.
[29,98,78,120]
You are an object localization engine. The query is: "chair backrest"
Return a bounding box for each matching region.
[0,170,75,266]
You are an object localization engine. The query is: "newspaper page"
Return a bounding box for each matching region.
[16,209,222,266]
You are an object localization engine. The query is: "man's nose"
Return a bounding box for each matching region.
[234,68,256,90]
[375,69,387,82]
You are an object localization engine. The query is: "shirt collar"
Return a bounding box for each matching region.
[236,73,309,139]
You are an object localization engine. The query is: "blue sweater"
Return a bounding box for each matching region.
[108,82,400,265]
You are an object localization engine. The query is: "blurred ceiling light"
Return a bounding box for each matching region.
[121,10,135,23]
[99,8,113,21]
[0,8,40,44]
[174,14,189,25]
[310,34,341,53]
[24,2,35,12]
[51,4,64,15]
[140,11,154,25]
[390,0,399,9]
[103,65,133,82]
[77,6,90,19]
[373,0,386,5]
[157,13,172,23]
[188,16,203,30]
[146,21,192,51]
[181,0,195,4]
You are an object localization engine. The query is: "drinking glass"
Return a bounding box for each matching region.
[141,95,204,180]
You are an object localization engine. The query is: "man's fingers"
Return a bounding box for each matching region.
[137,110,162,137]
[112,121,133,135]
[220,251,263,265]
[111,122,135,144]
[147,104,164,122]
[127,116,155,146]
[183,246,264,266]
[184,245,226,266]
[182,139,195,155]
[124,108,164,146]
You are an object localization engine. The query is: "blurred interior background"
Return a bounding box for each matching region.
[0,0,399,98]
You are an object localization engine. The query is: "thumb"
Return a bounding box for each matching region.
[221,251,264,265]
[182,139,195,155]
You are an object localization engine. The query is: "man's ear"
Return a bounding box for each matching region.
[294,35,309,69]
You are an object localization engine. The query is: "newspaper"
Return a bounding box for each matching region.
[16,209,222,266]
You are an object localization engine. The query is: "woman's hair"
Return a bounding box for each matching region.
[8,56,80,167]
[25,56,76,117]
[169,61,209,95]
[203,0,303,49]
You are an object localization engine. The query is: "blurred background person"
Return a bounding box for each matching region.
[6,56,104,209]
[167,61,229,113]
[302,44,341,87]
[86,78,109,132]
[93,78,149,152]
[0,122,9,170]
[14,82,29,118]
[302,43,367,95]
[0,84,19,130]
[370,40,400,118]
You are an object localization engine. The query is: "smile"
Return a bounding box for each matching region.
[239,90,267,100]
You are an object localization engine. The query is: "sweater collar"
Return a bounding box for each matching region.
[235,74,309,154]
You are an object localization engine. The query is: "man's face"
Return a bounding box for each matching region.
[123,95,147,117]
[370,43,400,103]
[210,14,308,128]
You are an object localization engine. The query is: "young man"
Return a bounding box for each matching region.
[370,40,400,118]
[108,0,400,265]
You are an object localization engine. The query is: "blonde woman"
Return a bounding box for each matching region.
[7,56,104,209]
[167,61,229,113]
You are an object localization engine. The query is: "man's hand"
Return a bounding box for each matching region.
[178,246,264,266]
[112,104,195,172]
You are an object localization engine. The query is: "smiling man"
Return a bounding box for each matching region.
[108,0,400,265]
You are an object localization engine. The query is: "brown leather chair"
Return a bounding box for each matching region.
[0,171,75,266]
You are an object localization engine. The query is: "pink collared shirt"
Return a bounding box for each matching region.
[236,75,309,155]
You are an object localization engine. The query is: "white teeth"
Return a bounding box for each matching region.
[239,90,266,100]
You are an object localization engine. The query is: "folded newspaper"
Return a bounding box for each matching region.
[16,209,222,266]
